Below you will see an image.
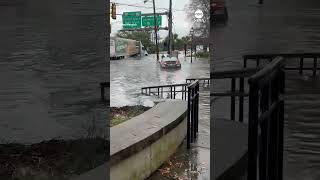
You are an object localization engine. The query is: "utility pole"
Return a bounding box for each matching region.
[168,0,173,57]
[152,0,159,61]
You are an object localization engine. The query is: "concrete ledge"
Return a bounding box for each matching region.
[213,119,248,180]
[110,100,188,180]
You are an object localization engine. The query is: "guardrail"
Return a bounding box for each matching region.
[211,68,259,122]
[247,57,285,180]
[141,83,189,100]
[243,53,320,76]
[187,81,199,149]
[141,80,200,149]
[186,78,210,86]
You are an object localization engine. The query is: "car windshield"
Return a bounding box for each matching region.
[162,57,177,61]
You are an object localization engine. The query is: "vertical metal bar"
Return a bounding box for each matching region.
[248,83,259,180]
[187,86,191,149]
[191,88,195,143]
[244,57,247,68]
[313,57,317,77]
[196,83,199,133]
[239,77,244,122]
[158,87,160,96]
[257,58,260,67]
[170,86,173,98]
[259,83,270,180]
[278,70,285,180]
[231,78,236,120]
[299,57,304,75]
[174,86,176,99]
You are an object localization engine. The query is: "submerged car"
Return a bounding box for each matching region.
[211,0,228,22]
[160,55,181,69]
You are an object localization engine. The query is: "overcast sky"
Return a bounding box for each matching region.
[111,0,193,39]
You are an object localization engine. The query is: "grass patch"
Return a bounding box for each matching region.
[111,105,151,127]
[195,51,210,58]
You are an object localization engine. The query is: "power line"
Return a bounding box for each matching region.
[110,1,185,12]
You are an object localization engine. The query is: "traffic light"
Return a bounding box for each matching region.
[111,3,116,19]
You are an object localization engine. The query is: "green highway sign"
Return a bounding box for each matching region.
[122,11,141,29]
[142,15,162,27]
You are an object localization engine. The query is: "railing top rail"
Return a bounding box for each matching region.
[248,57,285,83]
[188,80,199,88]
[211,67,260,79]
[244,53,320,59]
[141,83,188,89]
[186,78,210,80]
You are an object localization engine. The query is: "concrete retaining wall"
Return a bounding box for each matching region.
[110,100,188,180]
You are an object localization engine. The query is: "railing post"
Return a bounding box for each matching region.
[278,70,285,180]
[239,77,244,122]
[299,57,304,75]
[187,86,191,149]
[231,78,236,120]
[174,86,176,99]
[248,82,259,180]
[313,57,317,77]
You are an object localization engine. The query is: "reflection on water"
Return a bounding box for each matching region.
[212,0,320,179]
[110,55,209,107]
[0,0,106,144]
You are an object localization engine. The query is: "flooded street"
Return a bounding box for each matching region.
[111,55,210,179]
[111,55,209,107]
[0,0,107,144]
[212,0,320,179]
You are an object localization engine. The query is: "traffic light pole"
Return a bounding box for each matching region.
[152,0,159,61]
[168,0,173,56]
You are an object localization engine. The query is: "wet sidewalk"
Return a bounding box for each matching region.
[148,90,210,180]
[212,0,320,179]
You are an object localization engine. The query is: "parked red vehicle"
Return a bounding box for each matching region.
[211,0,228,22]
[160,55,181,69]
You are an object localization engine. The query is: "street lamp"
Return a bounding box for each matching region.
[190,27,194,63]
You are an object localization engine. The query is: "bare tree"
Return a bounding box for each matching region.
[185,0,210,37]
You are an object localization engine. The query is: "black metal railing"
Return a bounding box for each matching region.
[247,57,285,180]
[100,82,109,102]
[187,80,200,149]
[141,80,200,149]
[211,68,259,122]
[244,53,320,76]
[186,78,210,86]
[141,83,189,100]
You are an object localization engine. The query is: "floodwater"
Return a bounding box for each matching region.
[0,0,107,144]
[111,55,210,179]
[110,54,209,107]
[212,0,320,179]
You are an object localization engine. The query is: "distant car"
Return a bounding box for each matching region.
[160,55,181,69]
[211,0,228,22]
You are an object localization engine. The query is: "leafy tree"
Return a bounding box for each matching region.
[185,0,210,37]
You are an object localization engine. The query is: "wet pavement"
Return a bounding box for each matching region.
[111,55,210,179]
[110,54,209,107]
[212,0,320,179]
[0,0,107,144]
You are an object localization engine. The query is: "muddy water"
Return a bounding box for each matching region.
[0,0,107,144]
[110,55,209,107]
